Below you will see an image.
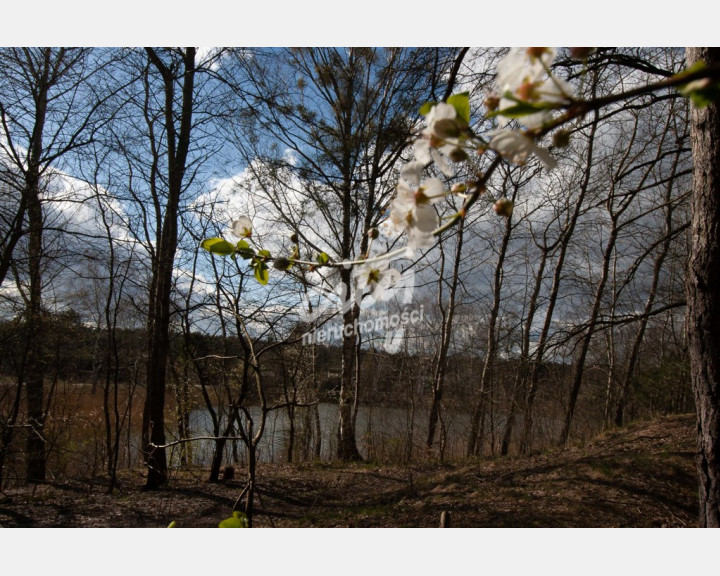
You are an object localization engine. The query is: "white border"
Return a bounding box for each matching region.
[2,1,715,46]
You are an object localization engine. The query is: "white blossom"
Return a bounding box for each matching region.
[414,140,457,177]
[494,48,573,130]
[231,215,253,238]
[389,162,446,255]
[353,259,401,301]
[423,102,459,140]
[488,129,557,171]
[495,47,557,95]
[498,76,574,129]
[414,102,467,177]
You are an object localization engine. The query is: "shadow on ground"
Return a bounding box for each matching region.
[0,414,698,527]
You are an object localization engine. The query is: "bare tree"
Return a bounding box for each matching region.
[0,48,111,483]
[466,167,530,457]
[425,218,464,454]
[222,47,451,460]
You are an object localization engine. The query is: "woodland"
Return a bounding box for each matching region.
[1,47,719,529]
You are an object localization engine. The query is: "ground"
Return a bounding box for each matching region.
[0,414,699,527]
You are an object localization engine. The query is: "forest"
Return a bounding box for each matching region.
[1,46,720,530]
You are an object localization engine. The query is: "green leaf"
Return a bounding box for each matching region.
[447,93,470,125]
[218,511,249,528]
[674,61,720,108]
[316,252,330,266]
[419,101,436,116]
[489,99,551,120]
[687,86,720,108]
[167,520,177,528]
[201,238,235,256]
[673,60,707,81]
[236,239,255,260]
[257,249,272,260]
[678,79,720,108]
[253,262,269,285]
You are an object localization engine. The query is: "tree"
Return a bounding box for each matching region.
[140,47,198,489]
[222,47,451,460]
[0,48,111,483]
[425,217,464,454]
[102,48,203,489]
[686,46,720,527]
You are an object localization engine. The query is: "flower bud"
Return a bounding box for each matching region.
[570,47,596,60]
[517,81,539,102]
[493,197,514,218]
[526,47,550,60]
[484,95,500,112]
[273,257,292,271]
[552,130,571,148]
[451,182,467,195]
[432,118,461,140]
[290,232,299,244]
[448,147,468,163]
[368,228,379,239]
[683,78,711,92]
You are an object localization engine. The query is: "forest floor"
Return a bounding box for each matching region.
[0,413,699,528]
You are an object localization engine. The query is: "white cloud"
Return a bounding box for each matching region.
[195,47,224,71]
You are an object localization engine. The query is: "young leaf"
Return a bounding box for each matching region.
[672,62,720,108]
[201,238,235,256]
[236,240,255,260]
[679,78,720,108]
[447,93,471,125]
[254,262,269,285]
[316,252,330,266]
[489,100,550,120]
[419,101,436,116]
[673,60,708,81]
[218,511,249,528]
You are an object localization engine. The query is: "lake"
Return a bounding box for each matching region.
[169,402,477,466]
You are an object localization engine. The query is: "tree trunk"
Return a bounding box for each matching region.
[559,222,618,446]
[209,405,241,483]
[427,218,464,450]
[500,229,550,456]
[24,96,48,484]
[686,46,720,528]
[559,105,641,446]
[519,87,600,455]
[142,48,196,489]
[614,146,680,427]
[467,185,516,457]
[245,442,257,527]
[338,268,363,461]
[0,374,23,489]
